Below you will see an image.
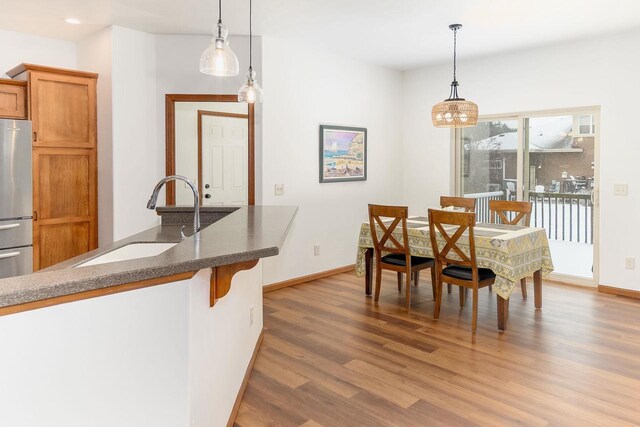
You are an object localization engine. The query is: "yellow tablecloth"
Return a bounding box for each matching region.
[356,217,554,299]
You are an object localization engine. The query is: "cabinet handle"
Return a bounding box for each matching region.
[34,211,38,221]
[33,131,38,141]
[0,223,20,231]
[0,251,20,260]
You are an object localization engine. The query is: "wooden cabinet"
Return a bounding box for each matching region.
[0,79,27,119]
[33,148,97,269]
[7,64,98,270]
[29,71,96,148]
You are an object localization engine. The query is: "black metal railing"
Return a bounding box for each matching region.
[464,190,593,244]
[529,192,593,244]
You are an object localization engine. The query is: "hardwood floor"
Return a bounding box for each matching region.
[234,271,640,426]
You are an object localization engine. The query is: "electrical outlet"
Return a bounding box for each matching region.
[250,305,254,326]
[614,184,628,196]
[625,257,635,270]
[314,245,320,256]
[274,184,285,196]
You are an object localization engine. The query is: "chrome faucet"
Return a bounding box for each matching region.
[147,175,201,240]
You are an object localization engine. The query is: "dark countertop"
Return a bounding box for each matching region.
[0,205,297,309]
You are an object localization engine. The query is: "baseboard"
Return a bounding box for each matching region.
[227,329,264,427]
[263,264,355,293]
[545,272,596,288]
[598,285,640,300]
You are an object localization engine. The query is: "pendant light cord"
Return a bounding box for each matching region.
[452,27,457,83]
[218,0,222,24]
[448,25,461,100]
[249,0,253,71]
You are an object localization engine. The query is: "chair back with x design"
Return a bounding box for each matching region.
[489,200,532,226]
[440,196,476,212]
[368,204,410,262]
[428,209,478,272]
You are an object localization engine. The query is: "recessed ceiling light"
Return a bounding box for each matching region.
[64,18,81,25]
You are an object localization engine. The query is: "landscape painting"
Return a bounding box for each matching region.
[319,125,367,183]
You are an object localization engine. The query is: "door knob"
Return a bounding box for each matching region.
[205,194,211,199]
[205,184,210,189]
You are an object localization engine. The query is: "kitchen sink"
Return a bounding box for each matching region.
[75,243,178,267]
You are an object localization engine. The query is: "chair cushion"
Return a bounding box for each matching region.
[381,253,434,268]
[442,265,496,281]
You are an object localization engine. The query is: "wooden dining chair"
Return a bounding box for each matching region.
[368,204,436,310]
[489,200,532,298]
[428,209,496,333]
[440,196,476,212]
[440,196,476,294]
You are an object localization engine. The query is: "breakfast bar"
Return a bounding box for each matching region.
[0,205,296,427]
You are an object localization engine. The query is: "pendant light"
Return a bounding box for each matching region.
[432,24,478,128]
[200,0,239,76]
[238,0,263,103]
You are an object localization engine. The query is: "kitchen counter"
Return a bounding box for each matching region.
[0,205,297,311]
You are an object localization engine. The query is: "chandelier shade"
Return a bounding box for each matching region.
[431,99,478,128]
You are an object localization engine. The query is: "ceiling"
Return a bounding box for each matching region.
[2,0,640,70]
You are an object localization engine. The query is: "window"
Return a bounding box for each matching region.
[458,119,518,197]
[577,114,596,136]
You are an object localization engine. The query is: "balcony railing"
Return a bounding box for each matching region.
[463,191,504,223]
[464,190,593,244]
[529,191,593,244]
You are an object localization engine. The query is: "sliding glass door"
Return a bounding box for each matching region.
[456,109,600,284]
[459,118,519,222]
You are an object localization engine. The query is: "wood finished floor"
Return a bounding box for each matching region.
[234,271,640,426]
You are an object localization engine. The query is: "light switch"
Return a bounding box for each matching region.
[275,184,285,196]
[625,257,635,270]
[614,184,628,196]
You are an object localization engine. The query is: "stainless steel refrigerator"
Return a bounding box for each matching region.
[0,118,33,279]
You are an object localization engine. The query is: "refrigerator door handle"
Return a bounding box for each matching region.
[0,251,20,260]
[0,223,20,231]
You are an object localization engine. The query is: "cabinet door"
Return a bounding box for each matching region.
[33,148,97,270]
[29,71,97,148]
[0,82,27,119]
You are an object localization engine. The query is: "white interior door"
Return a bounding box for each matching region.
[201,115,248,205]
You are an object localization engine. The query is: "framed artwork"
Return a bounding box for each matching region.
[319,125,367,183]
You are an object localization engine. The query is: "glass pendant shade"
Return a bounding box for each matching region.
[199,22,239,76]
[432,99,478,128]
[238,68,263,103]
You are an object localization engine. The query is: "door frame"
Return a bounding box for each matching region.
[453,106,601,286]
[165,94,255,205]
[197,110,249,205]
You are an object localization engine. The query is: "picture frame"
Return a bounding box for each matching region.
[319,125,367,183]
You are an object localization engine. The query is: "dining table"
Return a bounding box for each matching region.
[355,216,554,330]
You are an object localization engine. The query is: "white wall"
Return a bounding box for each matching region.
[188,264,263,426]
[0,264,263,427]
[402,28,640,291]
[111,26,160,240]
[0,279,190,427]
[0,29,76,77]
[77,27,114,246]
[260,36,404,285]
